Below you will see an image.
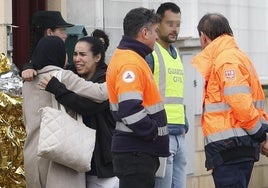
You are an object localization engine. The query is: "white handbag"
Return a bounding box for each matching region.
[37,70,96,173]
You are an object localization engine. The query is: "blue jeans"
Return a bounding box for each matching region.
[212,160,254,188]
[155,134,187,188]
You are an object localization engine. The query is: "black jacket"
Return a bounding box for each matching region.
[46,62,115,178]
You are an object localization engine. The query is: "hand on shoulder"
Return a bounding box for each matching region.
[21,69,37,81]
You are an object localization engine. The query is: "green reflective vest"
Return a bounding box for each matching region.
[152,42,185,124]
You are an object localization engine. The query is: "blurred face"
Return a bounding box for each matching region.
[157,10,181,45]
[73,41,100,80]
[47,27,68,41]
[145,24,159,50]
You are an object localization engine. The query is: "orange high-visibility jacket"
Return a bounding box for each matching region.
[106,42,169,157]
[192,35,268,170]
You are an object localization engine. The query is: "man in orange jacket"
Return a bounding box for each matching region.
[106,8,169,188]
[192,13,268,188]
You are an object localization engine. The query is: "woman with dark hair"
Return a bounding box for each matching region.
[22,36,107,188]
[39,36,118,188]
[91,29,110,52]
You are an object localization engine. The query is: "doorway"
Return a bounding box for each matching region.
[12,0,46,70]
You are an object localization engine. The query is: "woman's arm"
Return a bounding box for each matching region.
[44,76,109,116]
[61,70,108,103]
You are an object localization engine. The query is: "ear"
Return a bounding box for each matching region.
[136,27,151,44]
[94,53,101,63]
[200,32,206,42]
[140,27,148,39]
[45,28,53,36]
[200,32,211,45]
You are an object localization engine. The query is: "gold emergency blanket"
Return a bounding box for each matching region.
[0,53,25,187]
[0,53,11,75]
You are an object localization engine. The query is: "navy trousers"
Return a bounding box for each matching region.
[112,152,159,188]
[212,160,254,188]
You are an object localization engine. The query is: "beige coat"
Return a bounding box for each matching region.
[22,65,107,188]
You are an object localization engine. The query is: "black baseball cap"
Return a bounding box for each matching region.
[32,11,74,28]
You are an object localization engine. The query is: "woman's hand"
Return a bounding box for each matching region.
[39,75,53,90]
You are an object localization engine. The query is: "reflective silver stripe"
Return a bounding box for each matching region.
[145,102,165,114]
[111,100,164,115]
[223,85,251,96]
[122,109,147,125]
[110,103,118,111]
[116,122,133,132]
[154,44,166,97]
[118,92,143,102]
[163,97,183,104]
[116,122,169,136]
[204,128,248,145]
[158,126,169,136]
[261,118,268,124]
[254,100,265,109]
[204,102,230,113]
[204,100,265,113]
[247,119,262,135]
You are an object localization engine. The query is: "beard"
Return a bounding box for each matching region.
[161,34,177,43]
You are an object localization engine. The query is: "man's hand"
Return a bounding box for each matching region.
[38,75,53,90]
[260,134,268,157]
[21,69,37,81]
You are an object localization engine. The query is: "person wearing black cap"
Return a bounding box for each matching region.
[22,10,74,80]
[31,10,73,44]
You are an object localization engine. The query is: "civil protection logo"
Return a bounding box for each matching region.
[122,70,135,83]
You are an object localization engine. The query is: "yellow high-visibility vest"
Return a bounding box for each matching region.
[152,42,185,124]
